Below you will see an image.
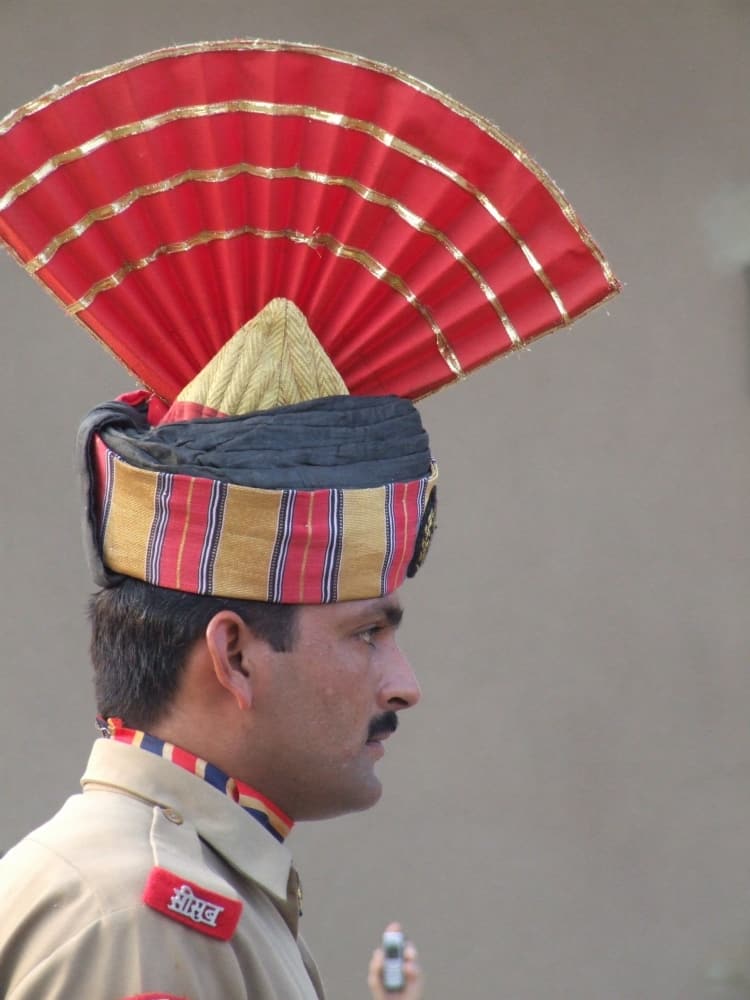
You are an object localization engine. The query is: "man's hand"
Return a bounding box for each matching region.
[367,922,424,1000]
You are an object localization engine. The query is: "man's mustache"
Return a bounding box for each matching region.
[367,711,399,741]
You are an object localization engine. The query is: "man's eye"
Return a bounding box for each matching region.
[359,626,381,646]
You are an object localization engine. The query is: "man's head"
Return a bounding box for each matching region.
[91,578,420,819]
[83,314,435,823]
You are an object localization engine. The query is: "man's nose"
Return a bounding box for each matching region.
[379,644,421,710]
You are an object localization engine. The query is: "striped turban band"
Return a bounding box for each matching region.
[79,391,437,603]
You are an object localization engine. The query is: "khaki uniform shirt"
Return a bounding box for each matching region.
[0,738,326,1000]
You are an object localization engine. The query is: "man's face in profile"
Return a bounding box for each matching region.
[248,592,420,821]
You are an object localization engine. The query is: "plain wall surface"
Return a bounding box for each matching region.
[1,3,749,998]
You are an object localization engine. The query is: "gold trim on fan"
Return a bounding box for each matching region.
[2,99,569,324]
[28,161,522,347]
[65,224,467,380]
[0,40,617,292]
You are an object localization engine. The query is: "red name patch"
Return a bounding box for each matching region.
[143,866,242,941]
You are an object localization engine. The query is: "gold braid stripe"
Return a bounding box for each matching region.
[2,99,568,324]
[28,162,521,347]
[0,40,616,290]
[65,225,465,380]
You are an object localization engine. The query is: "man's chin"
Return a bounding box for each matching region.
[333,775,384,818]
[295,776,383,821]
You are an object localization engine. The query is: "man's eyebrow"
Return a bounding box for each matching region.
[347,599,404,629]
[381,604,404,628]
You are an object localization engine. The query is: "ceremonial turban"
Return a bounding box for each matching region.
[0,42,619,602]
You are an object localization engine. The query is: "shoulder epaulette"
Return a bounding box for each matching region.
[143,865,242,941]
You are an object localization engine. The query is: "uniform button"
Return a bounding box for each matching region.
[162,806,183,825]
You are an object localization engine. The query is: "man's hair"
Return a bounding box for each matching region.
[89,578,297,730]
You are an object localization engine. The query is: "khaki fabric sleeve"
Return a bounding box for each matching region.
[6,904,249,1000]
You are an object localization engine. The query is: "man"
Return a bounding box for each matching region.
[0,300,433,998]
[0,304,435,997]
[0,40,617,1000]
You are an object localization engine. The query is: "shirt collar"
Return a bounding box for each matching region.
[102,717,293,842]
[82,736,294,904]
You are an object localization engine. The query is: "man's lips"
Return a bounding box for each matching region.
[366,732,391,746]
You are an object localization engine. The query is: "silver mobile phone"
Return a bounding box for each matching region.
[381,928,405,992]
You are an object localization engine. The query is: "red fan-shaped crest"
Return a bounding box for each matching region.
[0,41,619,402]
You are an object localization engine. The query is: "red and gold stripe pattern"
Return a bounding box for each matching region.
[93,435,438,602]
[105,717,294,841]
[0,42,619,405]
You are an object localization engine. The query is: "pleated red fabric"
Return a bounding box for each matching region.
[0,41,619,403]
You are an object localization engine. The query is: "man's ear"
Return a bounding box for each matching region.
[205,611,257,711]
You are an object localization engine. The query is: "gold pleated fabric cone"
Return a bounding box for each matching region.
[164,298,348,422]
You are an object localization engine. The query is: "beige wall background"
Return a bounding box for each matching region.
[1,2,749,998]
